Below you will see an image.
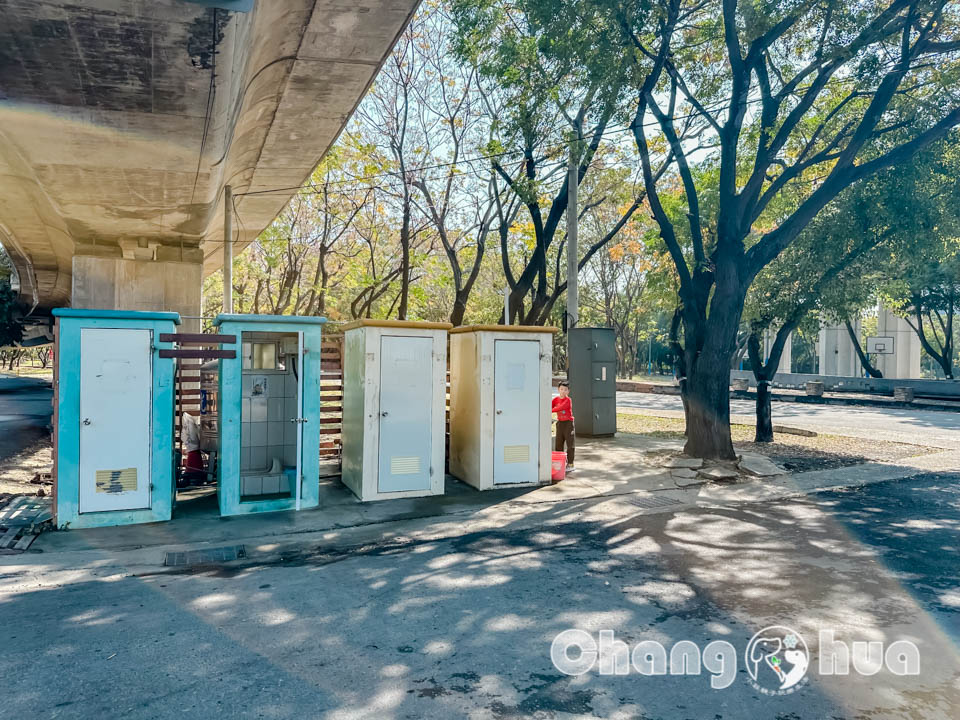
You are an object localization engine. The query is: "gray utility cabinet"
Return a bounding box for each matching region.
[567,327,617,436]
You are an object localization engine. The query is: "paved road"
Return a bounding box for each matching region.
[617,390,960,448]
[0,375,52,462]
[3,474,958,719]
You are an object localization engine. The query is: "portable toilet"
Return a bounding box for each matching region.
[449,325,558,489]
[568,327,617,436]
[52,309,180,528]
[341,320,451,501]
[212,314,326,516]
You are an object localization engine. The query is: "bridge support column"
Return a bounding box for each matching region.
[818,322,859,376]
[762,329,792,373]
[71,245,202,332]
[874,308,922,379]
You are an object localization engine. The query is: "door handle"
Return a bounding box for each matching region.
[496,409,503,415]
[82,418,91,425]
[381,411,389,417]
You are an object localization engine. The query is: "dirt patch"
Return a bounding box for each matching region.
[0,436,53,497]
[620,413,936,473]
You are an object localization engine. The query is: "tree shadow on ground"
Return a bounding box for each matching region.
[4,474,960,718]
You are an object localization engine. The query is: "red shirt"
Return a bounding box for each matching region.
[552,395,574,421]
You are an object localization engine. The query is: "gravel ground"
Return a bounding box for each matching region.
[618,412,938,472]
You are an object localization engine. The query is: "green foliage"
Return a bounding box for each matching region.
[0,283,22,348]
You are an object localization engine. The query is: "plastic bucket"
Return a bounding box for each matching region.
[551,451,567,482]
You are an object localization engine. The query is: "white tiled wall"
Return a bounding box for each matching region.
[240,366,299,496]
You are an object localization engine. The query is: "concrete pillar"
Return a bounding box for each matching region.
[763,328,792,373]
[874,308,922,379]
[71,248,202,333]
[818,321,860,377]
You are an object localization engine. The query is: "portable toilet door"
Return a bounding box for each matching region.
[377,333,434,493]
[52,309,180,529]
[212,314,326,517]
[79,328,153,513]
[341,320,450,501]
[493,338,542,484]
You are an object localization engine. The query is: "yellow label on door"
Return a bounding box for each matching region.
[95,468,138,494]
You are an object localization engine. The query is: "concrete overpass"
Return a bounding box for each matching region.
[0,0,419,329]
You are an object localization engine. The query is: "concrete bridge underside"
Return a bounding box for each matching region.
[0,0,418,322]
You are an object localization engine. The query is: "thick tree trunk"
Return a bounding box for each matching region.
[754,381,773,442]
[683,358,735,458]
[681,273,744,460]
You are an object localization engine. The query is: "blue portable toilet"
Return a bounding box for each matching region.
[52,309,180,529]
[212,314,326,516]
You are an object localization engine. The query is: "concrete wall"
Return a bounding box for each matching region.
[730,370,960,399]
[72,255,201,332]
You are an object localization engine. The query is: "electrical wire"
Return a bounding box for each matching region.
[189,8,218,208]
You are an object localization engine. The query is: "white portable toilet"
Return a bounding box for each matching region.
[449,325,558,490]
[341,319,452,501]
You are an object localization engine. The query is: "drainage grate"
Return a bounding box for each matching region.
[623,493,684,510]
[164,545,246,567]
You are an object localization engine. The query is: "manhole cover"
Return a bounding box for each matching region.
[164,545,246,567]
[623,494,683,509]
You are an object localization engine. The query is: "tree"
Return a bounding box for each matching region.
[524,0,960,457]
[452,0,649,325]
[0,247,22,349]
[877,137,960,379]
[744,134,960,440]
[0,284,22,349]
[885,252,960,378]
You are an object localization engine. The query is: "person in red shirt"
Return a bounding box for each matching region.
[551,381,575,471]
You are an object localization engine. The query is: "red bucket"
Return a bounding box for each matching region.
[551,451,567,482]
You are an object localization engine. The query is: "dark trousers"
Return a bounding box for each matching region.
[555,420,575,465]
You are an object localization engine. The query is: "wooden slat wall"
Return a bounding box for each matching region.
[318,337,343,467]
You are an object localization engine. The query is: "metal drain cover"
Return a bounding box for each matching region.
[164,545,246,567]
[623,494,683,509]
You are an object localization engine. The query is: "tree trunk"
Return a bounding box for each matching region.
[845,320,883,378]
[681,275,744,460]
[754,381,773,443]
[683,360,735,459]
[398,199,411,320]
[450,294,468,327]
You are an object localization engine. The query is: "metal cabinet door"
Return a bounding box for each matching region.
[378,335,433,492]
[591,361,616,398]
[493,339,540,484]
[589,397,617,435]
[79,328,153,513]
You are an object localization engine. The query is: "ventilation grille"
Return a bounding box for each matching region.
[503,445,530,464]
[164,545,246,567]
[390,456,421,475]
[624,494,684,509]
[95,468,137,494]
